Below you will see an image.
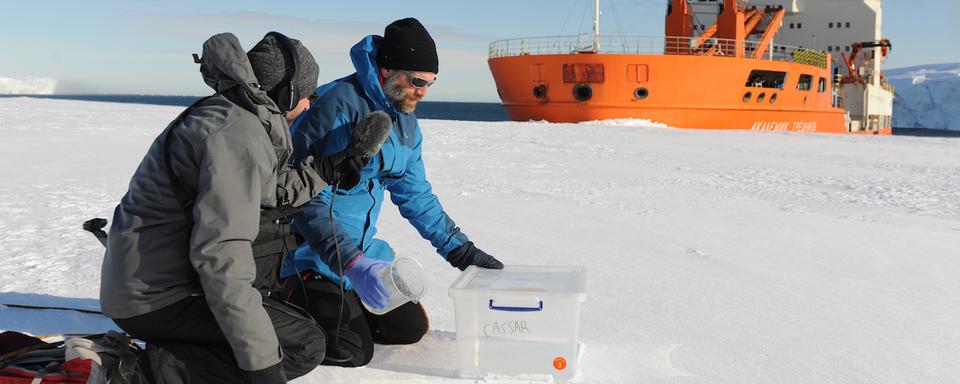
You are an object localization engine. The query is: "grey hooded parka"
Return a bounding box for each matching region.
[100,33,328,372]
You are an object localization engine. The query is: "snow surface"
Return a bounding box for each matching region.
[888,63,960,130]
[1,97,959,383]
[0,76,57,95]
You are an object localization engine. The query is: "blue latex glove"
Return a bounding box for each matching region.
[344,256,392,310]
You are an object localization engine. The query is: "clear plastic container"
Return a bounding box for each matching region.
[361,256,426,315]
[448,265,587,381]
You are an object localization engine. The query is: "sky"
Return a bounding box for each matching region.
[1,0,955,102]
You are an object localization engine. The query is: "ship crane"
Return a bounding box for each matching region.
[668,0,785,59]
[840,39,893,84]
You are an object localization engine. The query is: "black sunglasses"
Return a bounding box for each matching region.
[403,70,436,88]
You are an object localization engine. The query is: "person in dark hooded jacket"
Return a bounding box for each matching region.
[279,18,504,367]
[100,32,390,383]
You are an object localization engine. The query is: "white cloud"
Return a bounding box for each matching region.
[0,76,57,95]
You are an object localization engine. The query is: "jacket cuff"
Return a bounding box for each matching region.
[333,247,364,276]
[344,253,364,270]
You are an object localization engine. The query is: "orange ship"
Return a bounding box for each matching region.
[487,0,892,134]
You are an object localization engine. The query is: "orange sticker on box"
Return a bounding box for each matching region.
[553,357,567,371]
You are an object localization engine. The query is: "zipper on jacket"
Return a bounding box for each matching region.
[359,178,377,251]
[358,115,396,254]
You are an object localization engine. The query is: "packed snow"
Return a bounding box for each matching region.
[888,63,960,130]
[0,76,57,95]
[1,97,958,383]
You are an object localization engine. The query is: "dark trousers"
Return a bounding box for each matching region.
[280,272,429,367]
[114,294,325,383]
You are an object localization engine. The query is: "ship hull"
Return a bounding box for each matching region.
[489,53,890,135]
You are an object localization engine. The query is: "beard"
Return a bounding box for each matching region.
[383,72,419,113]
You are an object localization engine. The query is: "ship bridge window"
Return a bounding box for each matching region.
[745,70,787,89]
[797,74,813,91]
[818,77,827,93]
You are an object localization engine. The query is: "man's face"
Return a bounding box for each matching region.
[382,68,436,113]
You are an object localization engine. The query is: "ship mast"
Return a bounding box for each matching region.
[592,0,601,52]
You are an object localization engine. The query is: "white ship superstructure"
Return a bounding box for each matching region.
[691,0,893,131]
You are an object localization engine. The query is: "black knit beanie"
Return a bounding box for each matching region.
[247,33,319,107]
[376,18,439,74]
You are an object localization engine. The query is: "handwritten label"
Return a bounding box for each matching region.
[482,320,530,337]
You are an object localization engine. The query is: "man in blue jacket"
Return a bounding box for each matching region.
[281,18,503,367]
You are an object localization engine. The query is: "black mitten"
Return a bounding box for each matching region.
[446,241,504,271]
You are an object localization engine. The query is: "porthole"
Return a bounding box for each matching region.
[572,84,593,102]
[634,87,649,100]
[743,91,752,103]
[533,85,547,98]
[769,93,778,103]
[757,92,766,103]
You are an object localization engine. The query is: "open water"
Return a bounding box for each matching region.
[0,94,509,122]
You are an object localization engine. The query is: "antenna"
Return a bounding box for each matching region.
[593,0,601,51]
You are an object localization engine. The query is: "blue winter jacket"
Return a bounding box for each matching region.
[282,35,469,287]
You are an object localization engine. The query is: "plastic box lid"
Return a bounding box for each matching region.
[449,265,587,301]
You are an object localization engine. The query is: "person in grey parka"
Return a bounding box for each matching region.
[99,32,390,383]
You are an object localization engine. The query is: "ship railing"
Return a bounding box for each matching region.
[737,0,749,12]
[489,35,828,68]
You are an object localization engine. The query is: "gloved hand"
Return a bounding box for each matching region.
[445,242,504,271]
[343,256,392,310]
[310,151,362,190]
[243,361,286,384]
[310,111,392,190]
